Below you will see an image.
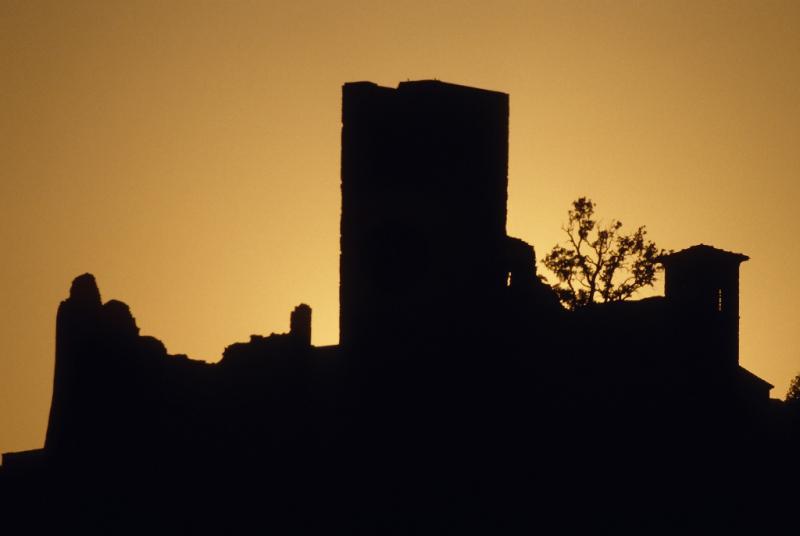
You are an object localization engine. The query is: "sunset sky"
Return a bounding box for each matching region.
[2,0,799,456]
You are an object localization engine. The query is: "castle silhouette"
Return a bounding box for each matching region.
[1,81,794,533]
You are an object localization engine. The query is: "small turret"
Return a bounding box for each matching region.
[660,244,748,367]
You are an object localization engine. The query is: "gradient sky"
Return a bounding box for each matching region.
[2,0,799,456]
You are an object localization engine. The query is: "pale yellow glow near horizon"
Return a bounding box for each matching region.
[2,0,799,456]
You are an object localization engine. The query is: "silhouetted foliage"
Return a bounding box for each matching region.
[786,374,800,405]
[542,197,667,309]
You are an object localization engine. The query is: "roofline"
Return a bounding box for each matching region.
[740,366,774,389]
[658,244,749,265]
[343,79,508,98]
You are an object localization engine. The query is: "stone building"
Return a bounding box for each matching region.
[0,80,783,533]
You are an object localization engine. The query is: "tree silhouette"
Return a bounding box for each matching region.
[542,197,667,310]
[786,374,800,405]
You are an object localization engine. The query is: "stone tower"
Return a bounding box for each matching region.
[660,244,749,368]
[339,80,509,348]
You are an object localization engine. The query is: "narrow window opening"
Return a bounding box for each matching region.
[717,288,723,312]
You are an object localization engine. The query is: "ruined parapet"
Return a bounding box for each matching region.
[505,236,537,288]
[503,236,562,317]
[44,274,168,460]
[220,304,313,368]
[290,304,312,346]
[45,274,103,454]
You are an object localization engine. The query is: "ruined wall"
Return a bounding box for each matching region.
[290,304,312,346]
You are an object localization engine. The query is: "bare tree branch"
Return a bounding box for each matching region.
[542,197,668,310]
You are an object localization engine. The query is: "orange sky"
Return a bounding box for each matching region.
[2,0,799,456]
